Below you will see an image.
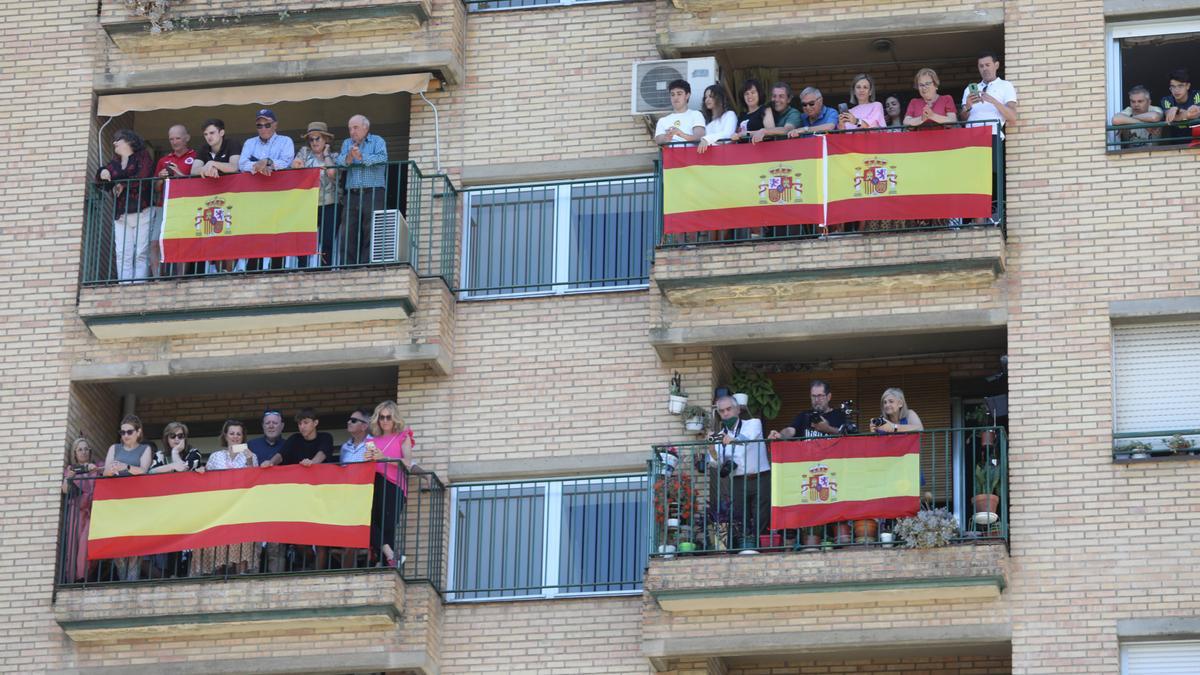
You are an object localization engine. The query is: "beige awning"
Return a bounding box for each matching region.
[97,72,434,117]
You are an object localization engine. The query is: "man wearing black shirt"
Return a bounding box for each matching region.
[262,408,332,467]
[769,380,846,440]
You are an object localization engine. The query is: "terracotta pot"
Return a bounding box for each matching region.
[759,533,784,549]
[973,493,1000,514]
[802,533,822,548]
[834,522,853,545]
[853,519,878,542]
[979,429,997,447]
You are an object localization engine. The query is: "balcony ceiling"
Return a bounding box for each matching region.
[710,28,1003,72]
[103,365,399,399]
[721,326,1005,364]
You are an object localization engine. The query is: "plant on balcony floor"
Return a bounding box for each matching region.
[653,471,694,530]
[730,369,781,419]
[705,499,739,551]
[1115,441,1152,460]
[892,507,959,549]
[972,460,1001,525]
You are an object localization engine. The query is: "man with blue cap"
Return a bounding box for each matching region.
[238,108,295,175]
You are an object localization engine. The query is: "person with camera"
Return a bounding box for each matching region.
[870,387,924,434]
[770,380,847,440]
[710,395,770,543]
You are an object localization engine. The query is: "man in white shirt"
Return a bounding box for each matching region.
[961,51,1018,139]
[710,394,770,545]
[654,79,706,146]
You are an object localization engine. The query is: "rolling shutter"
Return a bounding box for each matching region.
[1112,321,1200,434]
[1121,640,1200,675]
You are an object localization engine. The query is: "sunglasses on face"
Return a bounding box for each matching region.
[256,123,273,129]
[308,136,323,143]
[348,417,367,425]
[801,100,819,107]
[120,429,137,436]
[169,432,186,440]
[378,414,393,421]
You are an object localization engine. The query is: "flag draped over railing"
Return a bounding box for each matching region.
[661,126,993,234]
[87,462,374,559]
[769,435,920,530]
[160,169,320,262]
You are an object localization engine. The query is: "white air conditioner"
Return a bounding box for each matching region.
[631,57,718,114]
[370,209,411,264]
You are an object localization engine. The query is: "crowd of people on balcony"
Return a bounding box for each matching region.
[60,402,416,583]
[702,382,924,537]
[94,110,392,282]
[655,52,1019,150]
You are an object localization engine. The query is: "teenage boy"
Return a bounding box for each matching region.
[654,79,706,146]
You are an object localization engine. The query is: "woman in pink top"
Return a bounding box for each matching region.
[903,68,958,129]
[838,74,886,130]
[364,400,414,567]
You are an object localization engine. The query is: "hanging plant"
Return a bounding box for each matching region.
[730,368,782,419]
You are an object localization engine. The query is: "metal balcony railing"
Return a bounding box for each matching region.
[1106,121,1200,152]
[648,427,1007,557]
[83,160,457,286]
[657,121,1007,248]
[56,459,445,590]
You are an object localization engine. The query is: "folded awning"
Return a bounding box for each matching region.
[97,72,434,117]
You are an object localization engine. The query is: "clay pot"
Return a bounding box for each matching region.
[853,519,878,542]
[802,533,822,548]
[834,522,853,545]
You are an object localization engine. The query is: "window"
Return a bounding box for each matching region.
[1121,640,1200,675]
[465,0,624,12]
[448,475,648,600]
[1112,320,1200,448]
[1105,17,1200,150]
[461,176,656,299]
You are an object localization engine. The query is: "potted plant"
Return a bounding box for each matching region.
[1163,434,1196,455]
[892,507,960,549]
[1115,441,1151,460]
[681,405,709,433]
[668,371,688,415]
[653,471,694,532]
[800,527,822,550]
[834,521,854,545]
[730,369,782,419]
[656,446,679,476]
[972,461,1001,525]
[706,499,736,551]
[964,404,997,447]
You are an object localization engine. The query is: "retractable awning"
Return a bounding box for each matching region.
[97,72,434,117]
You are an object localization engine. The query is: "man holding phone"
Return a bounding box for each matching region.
[960,51,1018,138]
[152,124,196,277]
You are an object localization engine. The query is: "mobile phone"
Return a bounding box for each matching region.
[969,83,980,96]
[837,103,849,114]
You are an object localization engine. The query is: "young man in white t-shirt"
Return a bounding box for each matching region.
[961,51,1018,139]
[654,79,706,146]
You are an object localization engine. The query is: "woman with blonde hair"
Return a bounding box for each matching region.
[61,437,101,583]
[871,387,925,433]
[191,420,259,576]
[364,400,415,567]
[837,73,886,130]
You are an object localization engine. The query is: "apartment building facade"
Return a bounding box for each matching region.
[2,0,1199,672]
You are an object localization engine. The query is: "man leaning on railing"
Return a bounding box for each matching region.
[653,79,706,147]
[769,380,847,441]
[1161,68,1200,146]
[1110,85,1163,149]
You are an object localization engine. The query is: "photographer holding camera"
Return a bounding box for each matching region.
[769,380,847,440]
[709,394,771,540]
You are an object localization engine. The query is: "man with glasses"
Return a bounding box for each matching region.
[1161,68,1200,146]
[787,87,838,137]
[769,380,847,440]
[238,109,295,175]
[339,408,374,463]
[248,409,287,466]
[337,114,388,266]
[709,394,769,546]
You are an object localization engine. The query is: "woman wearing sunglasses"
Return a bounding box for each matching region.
[147,421,205,577]
[290,121,340,268]
[102,415,153,580]
[364,400,415,567]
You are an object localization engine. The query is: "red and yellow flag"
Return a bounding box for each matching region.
[662,138,824,234]
[160,169,320,263]
[87,462,374,560]
[770,435,920,530]
[825,127,993,224]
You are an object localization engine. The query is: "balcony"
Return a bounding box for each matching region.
[80,161,456,353]
[642,428,1009,666]
[54,461,445,669]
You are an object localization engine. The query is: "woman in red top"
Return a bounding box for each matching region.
[96,129,156,281]
[903,68,958,129]
[364,400,414,567]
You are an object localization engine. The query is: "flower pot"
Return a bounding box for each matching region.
[684,417,705,432]
[668,395,688,415]
[802,533,822,548]
[853,519,878,542]
[972,493,1000,525]
[666,517,680,528]
[880,532,895,548]
[658,452,679,475]
[657,544,676,559]
[759,533,784,549]
[678,542,696,553]
[979,429,997,447]
[732,393,749,407]
[834,522,853,545]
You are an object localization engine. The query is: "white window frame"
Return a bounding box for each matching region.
[1120,639,1200,675]
[459,176,655,301]
[1105,17,1200,120]
[446,474,647,602]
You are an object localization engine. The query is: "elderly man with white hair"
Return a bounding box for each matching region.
[337,114,388,266]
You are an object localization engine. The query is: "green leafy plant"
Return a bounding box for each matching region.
[973,461,1001,496]
[730,369,781,419]
[669,371,684,396]
[680,404,709,421]
[963,403,989,426]
[893,507,960,549]
[1115,441,1152,456]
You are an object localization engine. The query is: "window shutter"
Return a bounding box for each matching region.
[1113,321,1200,434]
[1121,640,1200,674]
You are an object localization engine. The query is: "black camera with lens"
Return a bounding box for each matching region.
[718,459,738,478]
[871,416,888,428]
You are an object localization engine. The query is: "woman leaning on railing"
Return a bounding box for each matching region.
[95,130,156,282]
[190,420,259,576]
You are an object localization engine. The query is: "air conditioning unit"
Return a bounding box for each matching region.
[370,209,411,264]
[631,57,718,115]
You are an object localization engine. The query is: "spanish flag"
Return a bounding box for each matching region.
[825,127,992,224]
[87,463,374,560]
[770,436,920,530]
[160,169,320,263]
[662,138,824,234]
